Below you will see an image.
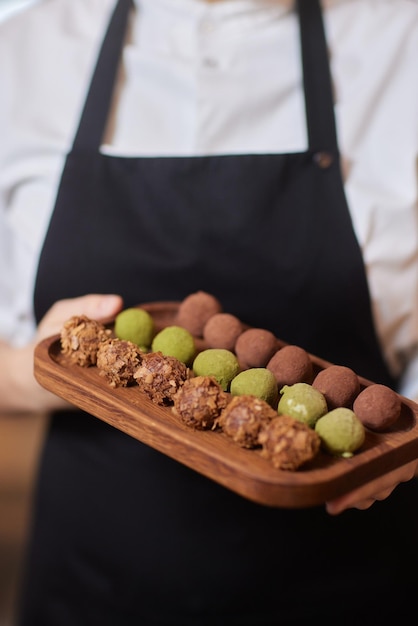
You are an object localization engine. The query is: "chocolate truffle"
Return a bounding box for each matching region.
[151,325,196,365]
[315,408,365,458]
[230,368,279,408]
[278,382,328,427]
[217,395,277,448]
[133,351,189,405]
[96,338,143,388]
[176,291,223,337]
[312,365,360,410]
[172,375,230,430]
[114,307,155,350]
[259,414,321,470]
[203,313,244,351]
[235,328,278,369]
[267,345,313,388]
[60,315,112,366]
[192,348,240,391]
[353,384,402,432]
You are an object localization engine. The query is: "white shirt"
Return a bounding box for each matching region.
[0,0,418,398]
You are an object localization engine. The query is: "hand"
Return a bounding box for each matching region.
[325,459,418,514]
[35,294,123,342]
[0,294,123,414]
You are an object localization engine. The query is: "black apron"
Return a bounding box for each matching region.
[18,1,418,624]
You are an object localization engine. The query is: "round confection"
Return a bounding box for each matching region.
[203,313,244,351]
[258,414,321,470]
[315,408,365,458]
[230,368,279,408]
[278,382,328,428]
[353,384,402,432]
[151,325,196,365]
[96,338,143,388]
[60,314,112,366]
[133,351,189,405]
[192,348,240,391]
[234,328,278,368]
[267,345,313,388]
[172,375,230,430]
[176,291,223,337]
[312,365,360,410]
[114,307,155,350]
[217,395,277,448]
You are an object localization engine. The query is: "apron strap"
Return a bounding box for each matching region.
[297,0,338,153]
[72,0,133,152]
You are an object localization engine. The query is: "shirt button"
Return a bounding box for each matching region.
[202,57,219,69]
[201,19,215,34]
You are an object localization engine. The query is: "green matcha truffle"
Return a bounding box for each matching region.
[151,325,196,365]
[278,382,328,427]
[230,368,279,408]
[193,348,240,391]
[315,408,366,458]
[114,307,155,349]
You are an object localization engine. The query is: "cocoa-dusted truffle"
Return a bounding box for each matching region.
[176,291,222,337]
[267,345,313,388]
[234,328,278,368]
[203,313,244,351]
[96,338,143,388]
[353,384,402,432]
[312,365,360,409]
[60,315,112,367]
[259,414,321,470]
[172,375,230,430]
[134,351,189,405]
[216,395,277,448]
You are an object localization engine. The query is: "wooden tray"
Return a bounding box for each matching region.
[33,301,418,509]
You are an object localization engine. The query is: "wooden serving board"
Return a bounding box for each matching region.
[33,301,418,509]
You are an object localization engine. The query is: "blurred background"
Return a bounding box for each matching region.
[0,8,47,626]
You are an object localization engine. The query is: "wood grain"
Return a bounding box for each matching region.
[33,302,418,508]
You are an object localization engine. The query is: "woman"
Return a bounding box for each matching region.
[1,0,418,624]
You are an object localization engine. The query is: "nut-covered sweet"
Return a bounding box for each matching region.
[97,338,143,388]
[259,414,321,470]
[60,315,112,367]
[172,375,230,430]
[216,394,277,448]
[134,351,189,405]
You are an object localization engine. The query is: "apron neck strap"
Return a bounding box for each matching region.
[72,0,133,152]
[72,0,338,154]
[298,0,338,152]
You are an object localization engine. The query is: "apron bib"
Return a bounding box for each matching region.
[18,1,418,624]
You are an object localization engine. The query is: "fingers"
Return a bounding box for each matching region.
[325,460,418,515]
[36,294,124,340]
